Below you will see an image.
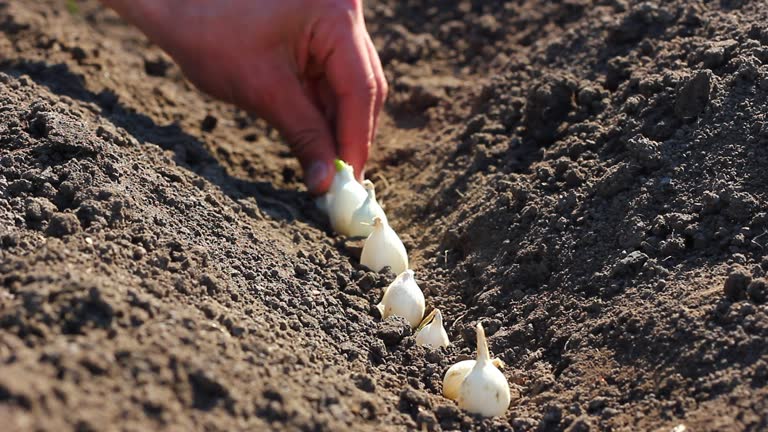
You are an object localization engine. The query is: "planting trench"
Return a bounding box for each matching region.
[1,0,768,431]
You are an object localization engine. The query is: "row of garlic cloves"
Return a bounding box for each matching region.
[318,159,510,417]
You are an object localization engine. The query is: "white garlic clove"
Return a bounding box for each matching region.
[361,217,408,275]
[348,180,388,238]
[375,269,425,328]
[325,160,367,236]
[415,309,450,348]
[443,359,475,401]
[443,357,505,402]
[457,322,512,417]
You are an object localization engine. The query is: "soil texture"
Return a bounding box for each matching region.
[2,0,768,431]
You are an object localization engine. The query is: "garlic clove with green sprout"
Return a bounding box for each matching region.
[442,357,505,401]
[457,322,512,417]
[348,180,388,238]
[415,309,450,348]
[360,217,408,275]
[376,269,425,328]
[323,159,367,236]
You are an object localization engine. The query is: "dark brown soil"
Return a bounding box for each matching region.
[2,0,768,431]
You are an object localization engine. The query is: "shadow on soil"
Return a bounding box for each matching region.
[0,59,319,226]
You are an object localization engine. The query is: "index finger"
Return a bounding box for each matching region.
[312,11,377,180]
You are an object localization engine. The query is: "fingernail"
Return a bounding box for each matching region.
[306,161,329,194]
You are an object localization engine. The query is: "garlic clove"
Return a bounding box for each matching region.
[375,269,425,328]
[325,159,367,236]
[443,359,475,401]
[415,309,450,348]
[457,322,512,417]
[360,217,408,275]
[348,180,388,238]
[443,357,505,401]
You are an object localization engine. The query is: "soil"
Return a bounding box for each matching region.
[2,0,768,431]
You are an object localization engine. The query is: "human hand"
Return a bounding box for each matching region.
[101,0,387,194]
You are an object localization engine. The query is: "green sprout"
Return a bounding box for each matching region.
[334,159,347,172]
[66,0,80,15]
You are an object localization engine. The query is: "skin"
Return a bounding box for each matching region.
[99,0,387,194]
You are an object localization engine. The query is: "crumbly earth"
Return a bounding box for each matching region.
[1,0,768,431]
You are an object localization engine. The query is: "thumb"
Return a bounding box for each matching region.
[251,74,337,195]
